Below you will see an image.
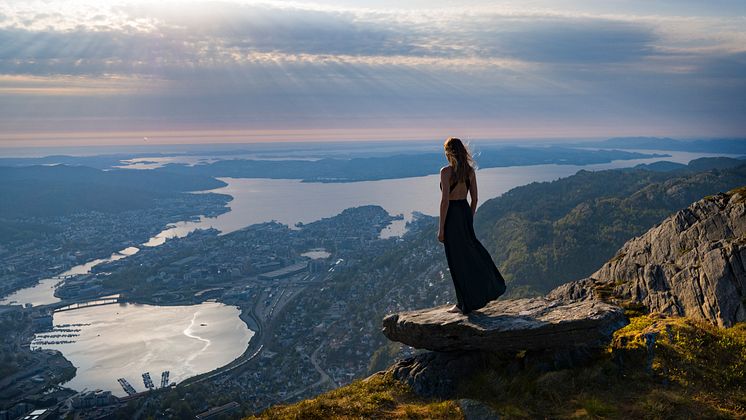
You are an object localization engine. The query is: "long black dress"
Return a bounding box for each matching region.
[441,175,506,314]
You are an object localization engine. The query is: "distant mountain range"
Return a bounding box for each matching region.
[567,137,746,154]
[151,146,664,182]
[0,165,226,218]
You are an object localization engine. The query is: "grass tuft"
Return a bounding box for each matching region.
[246,372,462,419]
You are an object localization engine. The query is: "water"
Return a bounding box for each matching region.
[115,154,322,170]
[31,301,253,397]
[0,247,139,307]
[144,150,732,242]
[3,149,736,307]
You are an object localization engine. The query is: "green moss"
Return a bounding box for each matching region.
[457,314,746,418]
[619,300,648,318]
[579,396,618,417]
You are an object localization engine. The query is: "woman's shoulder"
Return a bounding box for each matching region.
[440,165,452,174]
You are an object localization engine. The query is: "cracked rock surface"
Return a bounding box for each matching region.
[382,297,627,352]
[549,187,746,327]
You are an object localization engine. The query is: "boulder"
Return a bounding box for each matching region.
[382,297,627,352]
[549,187,746,327]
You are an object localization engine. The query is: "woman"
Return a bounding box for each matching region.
[438,137,506,314]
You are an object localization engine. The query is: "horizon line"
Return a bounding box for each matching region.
[1,128,742,151]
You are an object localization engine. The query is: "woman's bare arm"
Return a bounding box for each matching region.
[469,168,478,216]
[438,167,450,242]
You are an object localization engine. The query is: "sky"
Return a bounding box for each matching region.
[1,0,745,147]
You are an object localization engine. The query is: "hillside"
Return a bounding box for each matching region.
[549,185,746,327]
[474,157,746,295]
[250,186,746,419]
[0,164,226,218]
[249,314,746,419]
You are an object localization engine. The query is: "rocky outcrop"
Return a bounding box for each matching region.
[382,298,627,352]
[549,186,746,327]
[382,298,627,398]
[381,187,745,398]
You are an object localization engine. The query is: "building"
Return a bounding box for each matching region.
[257,262,308,281]
[195,402,240,419]
[71,390,117,409]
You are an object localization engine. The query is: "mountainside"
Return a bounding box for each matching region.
[250,186,746,419]
[475,158,746,295]
[549,186,746,327]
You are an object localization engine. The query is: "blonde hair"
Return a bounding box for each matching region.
[443,137,475,184]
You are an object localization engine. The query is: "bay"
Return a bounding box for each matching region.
[31,301,253,397]
[4,149,735,306]
[0,247,139,307]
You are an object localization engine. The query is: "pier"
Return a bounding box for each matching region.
[160,371,170,388]
[54,296,121,313]
[142,372,154,390]
[117,378,137,396]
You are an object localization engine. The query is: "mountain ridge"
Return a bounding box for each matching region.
[549,185,746,327]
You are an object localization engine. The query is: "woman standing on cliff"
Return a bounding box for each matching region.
[438,137,506,314]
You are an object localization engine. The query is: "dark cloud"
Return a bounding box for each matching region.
[480,19,657,64]
[0,4,663,77]
[696,51,746,80]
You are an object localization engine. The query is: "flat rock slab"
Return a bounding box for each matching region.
[382,297,627,352]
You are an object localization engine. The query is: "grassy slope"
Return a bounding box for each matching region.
[249,314,746,419]
[246,373,462,419]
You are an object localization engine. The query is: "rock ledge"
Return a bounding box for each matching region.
[382,297,627,352]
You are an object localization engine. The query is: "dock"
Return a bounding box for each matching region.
[54,296,120,313]
[142,372,154,390]
[117,378,137,396]
[160,371,170,388]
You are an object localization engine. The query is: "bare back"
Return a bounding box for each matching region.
[441,166,473,200]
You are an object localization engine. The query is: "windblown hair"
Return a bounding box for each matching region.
[443,137,475,184]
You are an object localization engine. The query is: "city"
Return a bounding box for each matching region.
[1,202,443,418]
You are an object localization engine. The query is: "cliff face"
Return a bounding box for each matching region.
[549,186,746,327]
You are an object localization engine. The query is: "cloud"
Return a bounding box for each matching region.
[0,2,741,75]
[696,51,746,80]
[0,1,744,139]
[483,19,657,63]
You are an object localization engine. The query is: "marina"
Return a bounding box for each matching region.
[31,301,253,397]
